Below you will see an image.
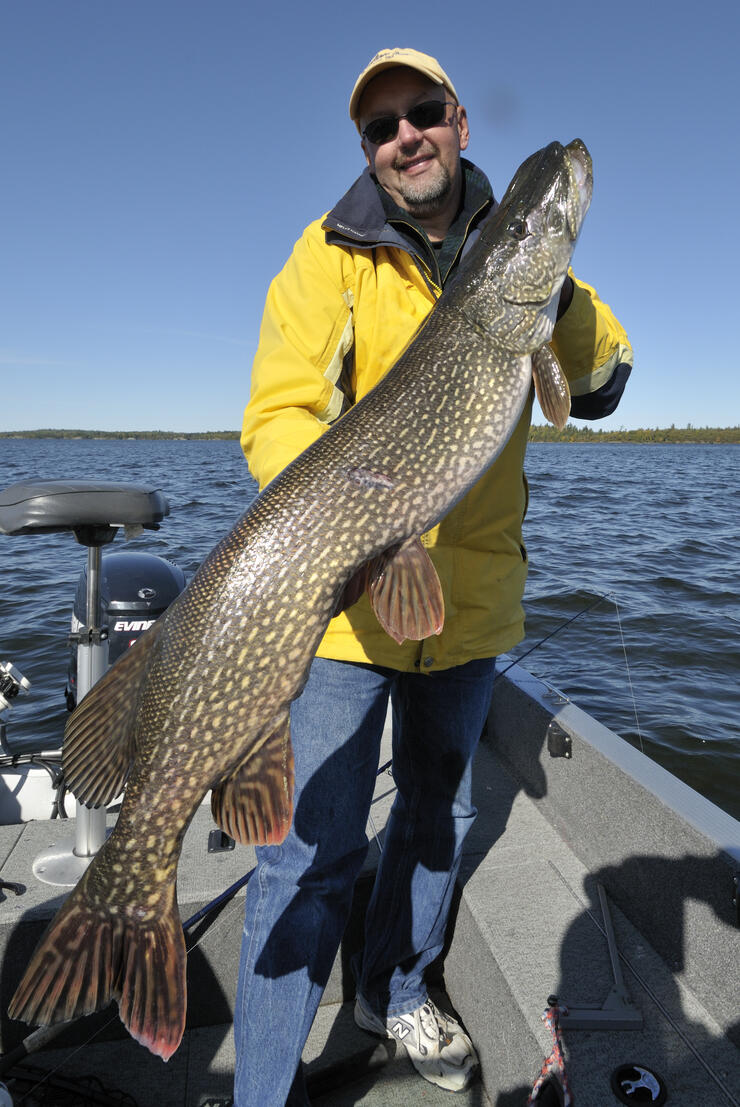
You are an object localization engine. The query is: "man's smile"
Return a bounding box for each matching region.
[396,154,435,174]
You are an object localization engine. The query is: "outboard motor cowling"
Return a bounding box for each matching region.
[66,551,186,709]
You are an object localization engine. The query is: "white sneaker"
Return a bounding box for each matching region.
[354,993,479,1092]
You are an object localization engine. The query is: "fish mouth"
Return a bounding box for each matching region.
[565,139,593,187]
[564,139,593,232]
[502,293,553,307]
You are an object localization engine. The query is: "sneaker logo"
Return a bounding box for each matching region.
[391,1022,411,1040]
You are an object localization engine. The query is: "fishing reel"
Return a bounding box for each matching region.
[0,661,30,715]
[0,661,31,747]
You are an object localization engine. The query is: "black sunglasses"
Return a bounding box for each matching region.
[362,100,455,146]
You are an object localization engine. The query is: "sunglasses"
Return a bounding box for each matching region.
[362,99,455,146]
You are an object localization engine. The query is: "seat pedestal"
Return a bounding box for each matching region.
[0,480,169,886]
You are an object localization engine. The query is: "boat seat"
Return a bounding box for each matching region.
[0,480,170,546]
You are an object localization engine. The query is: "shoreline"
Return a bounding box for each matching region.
[2,427,739,445]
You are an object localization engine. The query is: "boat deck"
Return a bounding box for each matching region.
[0,664,738,1106]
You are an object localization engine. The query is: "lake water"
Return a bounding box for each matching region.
[1,437,738,820]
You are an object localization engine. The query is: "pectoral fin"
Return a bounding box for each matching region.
[211,711,294,845]
[368,536,445,645]
[533,345,571,430]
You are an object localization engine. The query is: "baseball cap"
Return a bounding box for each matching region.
[349,48,459,131]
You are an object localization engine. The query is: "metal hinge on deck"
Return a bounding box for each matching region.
[558,883,643,1031]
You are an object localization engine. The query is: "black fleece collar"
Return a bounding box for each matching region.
[323,158,494,287]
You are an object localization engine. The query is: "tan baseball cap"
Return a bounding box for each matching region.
[349,48,459,131]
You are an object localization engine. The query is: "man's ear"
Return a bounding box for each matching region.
[456,105,470,152]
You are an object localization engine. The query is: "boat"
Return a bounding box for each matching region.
[0,479,737,1106]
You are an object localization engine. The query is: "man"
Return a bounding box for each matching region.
[236,48,632,1106]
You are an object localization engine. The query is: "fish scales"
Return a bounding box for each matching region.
[9,139,592,1059]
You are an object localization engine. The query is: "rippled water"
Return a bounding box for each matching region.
[516,442,740,819]
[1,438,738,820]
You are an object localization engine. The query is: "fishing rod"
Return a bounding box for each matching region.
[0,588,642,1102]
[496,585,646,753]
[495,589,612,682]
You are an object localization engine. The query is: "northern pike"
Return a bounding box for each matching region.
[9,138,592,1059]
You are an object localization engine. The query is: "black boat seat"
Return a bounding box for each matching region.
[0,480,170,546]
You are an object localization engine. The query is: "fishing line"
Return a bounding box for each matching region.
[549,861,740,1107]
[495,587,647,751]
[612,595,646,755]
[367,812,384,856]
[7,593,646,1100]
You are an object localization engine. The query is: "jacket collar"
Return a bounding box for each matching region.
[323,159,494,286]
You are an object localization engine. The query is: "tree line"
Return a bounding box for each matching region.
[2,426,739,444]
[527,424,740,443]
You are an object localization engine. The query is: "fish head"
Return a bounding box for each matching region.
[451,139,592,354]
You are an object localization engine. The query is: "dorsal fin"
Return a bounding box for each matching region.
[63,618,164,805]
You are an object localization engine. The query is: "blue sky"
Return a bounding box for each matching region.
[2,0,737,433]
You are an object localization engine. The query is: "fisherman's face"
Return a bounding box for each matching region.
[359,68,469,223]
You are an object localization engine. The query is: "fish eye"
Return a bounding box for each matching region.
[508,219,528,240]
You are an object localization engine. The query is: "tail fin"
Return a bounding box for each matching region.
[9,881,186,1061]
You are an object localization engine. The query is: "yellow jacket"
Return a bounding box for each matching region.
[242,163,632,672]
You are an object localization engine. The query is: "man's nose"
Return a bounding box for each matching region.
[396,116,424,145]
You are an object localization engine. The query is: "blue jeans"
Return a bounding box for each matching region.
[232,655,496,1106]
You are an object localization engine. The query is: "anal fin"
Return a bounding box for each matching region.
[211,711,294,845]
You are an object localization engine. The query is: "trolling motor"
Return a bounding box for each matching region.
[0,479,171,887]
